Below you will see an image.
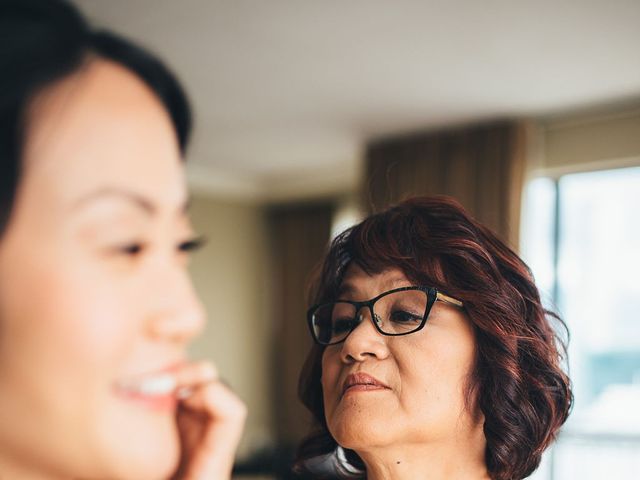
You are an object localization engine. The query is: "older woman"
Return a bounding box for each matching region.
[295,196,572,480]
[0,1,245,479]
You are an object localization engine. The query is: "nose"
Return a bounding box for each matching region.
[146,266,206,345]
[340,307,389,363]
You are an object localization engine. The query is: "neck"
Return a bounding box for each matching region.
[356,438,489,480]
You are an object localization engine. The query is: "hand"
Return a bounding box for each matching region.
[170,361,247,480]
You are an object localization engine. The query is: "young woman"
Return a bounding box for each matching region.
[0,1,245,478]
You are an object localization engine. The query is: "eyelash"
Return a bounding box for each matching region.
[115,236,206,256]
[177,236,207,253]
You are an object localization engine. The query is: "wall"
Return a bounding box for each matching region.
[539,107,640,175]
[186,194,273,458]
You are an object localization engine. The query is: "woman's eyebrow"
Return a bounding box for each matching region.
[336,283,356,298]
[337,277,410,298]
[70,187,190,216]
[385,277,412,289]
[70,187,155,215]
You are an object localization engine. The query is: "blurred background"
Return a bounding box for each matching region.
[75,1,640,478]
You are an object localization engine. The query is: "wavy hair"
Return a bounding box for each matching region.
[294,195,572,480]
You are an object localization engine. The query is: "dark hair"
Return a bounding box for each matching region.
[0,0,191,236]
[295,195,573,480]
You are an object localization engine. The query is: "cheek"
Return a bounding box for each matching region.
[46,271,138,365]
[59,270,133,352]
[0,244,155,477]
[397,336,476,423]
[0,250,141,385]
[321,349,341,414]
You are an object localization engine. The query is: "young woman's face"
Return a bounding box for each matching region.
[0,60,204,480]
[321,265,485,457]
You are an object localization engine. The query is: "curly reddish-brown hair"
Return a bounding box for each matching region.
[294,195,572,480]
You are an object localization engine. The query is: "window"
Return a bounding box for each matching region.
[523,167,640,480]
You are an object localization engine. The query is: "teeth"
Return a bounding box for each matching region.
[117,374,177,396]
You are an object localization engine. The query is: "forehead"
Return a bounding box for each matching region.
[338,264,413,298]
[20,59,185,211]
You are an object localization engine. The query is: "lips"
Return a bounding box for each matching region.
[342,372,390,397]
[113,366,182,411]
[115,373,177,396]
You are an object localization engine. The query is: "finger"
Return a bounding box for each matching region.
[178,381,247,477]
[179,377,245,420]
[174,362,245,458]
[173,361,218,392]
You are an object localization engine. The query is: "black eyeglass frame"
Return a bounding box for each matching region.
[307,285,464,346]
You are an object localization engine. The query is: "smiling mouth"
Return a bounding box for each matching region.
[115,374,176,396]
[113,372,179,411]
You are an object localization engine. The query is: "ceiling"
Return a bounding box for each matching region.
[76,0,640,201]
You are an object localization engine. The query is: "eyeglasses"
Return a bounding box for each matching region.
[307,286,464,346]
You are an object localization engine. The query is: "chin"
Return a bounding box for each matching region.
[118,438,180,480]
[335,429,393,452]
[119,455,178,480]
[98,407,181,480]
[328,410,397,451]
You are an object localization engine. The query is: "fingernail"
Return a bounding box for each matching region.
[176,386,194,399]
[201,363,218,381]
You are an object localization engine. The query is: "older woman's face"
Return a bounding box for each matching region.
[321,265,483,453]
[0,60,203,479]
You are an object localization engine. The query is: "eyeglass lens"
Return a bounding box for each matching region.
[312,289,428,344]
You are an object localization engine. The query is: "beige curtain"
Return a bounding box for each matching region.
[268,202,334,446]
[364,120,528,248]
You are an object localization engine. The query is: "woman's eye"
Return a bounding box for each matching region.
[333,318,356,334]
[114,242,146,256]
[105,236,205,260]
[177,235,206,253]
[390,309,421,323]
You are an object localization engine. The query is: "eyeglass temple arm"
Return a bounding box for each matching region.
[436,292,464,308]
